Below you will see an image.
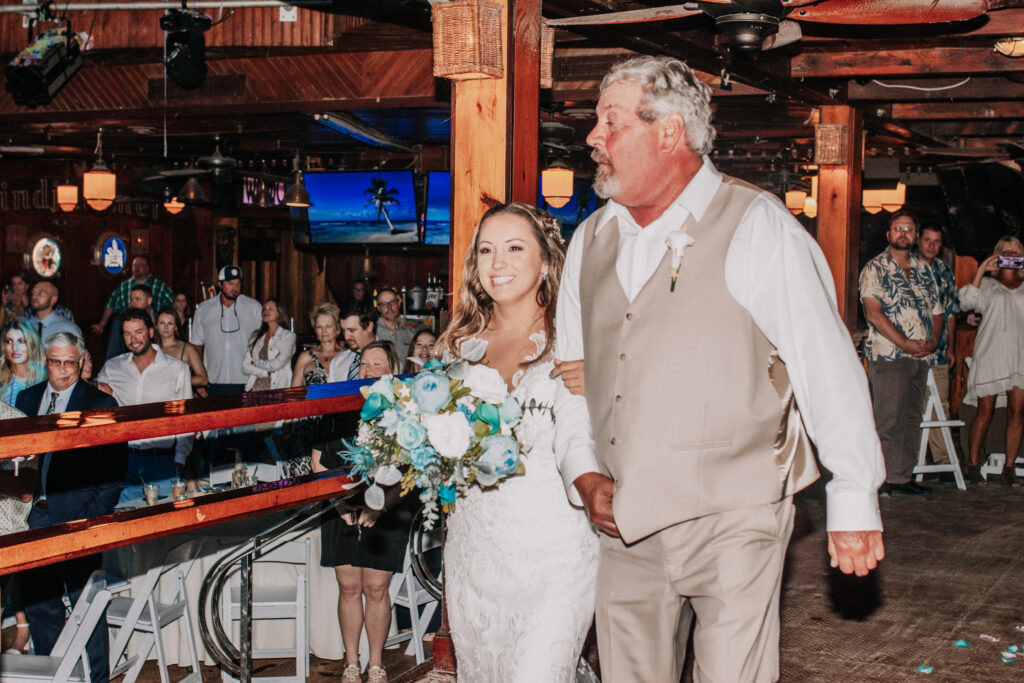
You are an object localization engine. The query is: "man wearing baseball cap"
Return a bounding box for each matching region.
[190,265,262,396]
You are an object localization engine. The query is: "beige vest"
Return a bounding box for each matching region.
[579,177,819,543]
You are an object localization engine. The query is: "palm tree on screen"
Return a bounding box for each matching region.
[364,177,403,233]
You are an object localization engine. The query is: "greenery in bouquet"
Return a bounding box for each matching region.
[341,340,525,529]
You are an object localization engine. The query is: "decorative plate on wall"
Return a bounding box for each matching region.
[25,233,62,279]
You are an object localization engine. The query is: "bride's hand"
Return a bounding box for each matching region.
[358,508,382,528]
[551,360,586,396]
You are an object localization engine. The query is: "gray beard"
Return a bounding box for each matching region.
[593,172,619,200]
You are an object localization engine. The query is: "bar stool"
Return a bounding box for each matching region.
[913,367,966,490]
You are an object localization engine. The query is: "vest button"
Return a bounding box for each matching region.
[625,312,633,321]
[619,353,627,361]
[615,395,623,402]
[610,437,617,445]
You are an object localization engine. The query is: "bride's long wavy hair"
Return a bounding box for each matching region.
[437,202,566,367]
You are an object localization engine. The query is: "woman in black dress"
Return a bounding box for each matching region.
[312,340,413,683]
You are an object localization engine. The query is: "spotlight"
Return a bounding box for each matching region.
[160,6,212,89]
[5,12,83,108]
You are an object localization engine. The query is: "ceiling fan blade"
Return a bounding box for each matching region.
[762,19,802,49]
[788,0,988,25]
[919,146,1000,158]
[547,4,704,27]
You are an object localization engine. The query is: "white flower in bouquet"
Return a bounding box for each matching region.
[356,421,376,446]
[424,412,473,459]
[464,364,508,404]
[459,337,488,362]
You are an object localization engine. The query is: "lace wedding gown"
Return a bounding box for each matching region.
[444,337,599,683]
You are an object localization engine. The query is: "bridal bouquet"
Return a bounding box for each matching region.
[341,340,524,529]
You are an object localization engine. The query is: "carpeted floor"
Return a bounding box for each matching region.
[4,478,1023,681]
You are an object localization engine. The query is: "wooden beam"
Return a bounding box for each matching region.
[792,47,1024,78]
[508,0,541,204]
[816,105,863,329]
[890,101,1024,120]
[848,76,1024,102]
[920,120,1024,137]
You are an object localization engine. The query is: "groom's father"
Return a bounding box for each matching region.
[555,56,887,683]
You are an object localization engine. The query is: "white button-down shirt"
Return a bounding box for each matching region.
[556,157,885,532]
[96,346,193,462]
[190,294,263,385]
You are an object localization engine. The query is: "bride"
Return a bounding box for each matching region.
[437,202,599,682]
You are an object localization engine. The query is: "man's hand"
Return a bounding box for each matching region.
[828,530,884,577]
[574,472,619,537]
[89,322,104,335]
[550,360,585,396]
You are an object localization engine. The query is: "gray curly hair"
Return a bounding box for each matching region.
[600,56,717,156]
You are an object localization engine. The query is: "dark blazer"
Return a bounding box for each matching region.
[16,379,129,498]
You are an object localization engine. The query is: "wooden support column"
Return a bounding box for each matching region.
[448,0,541,305]
[816,105,863,329]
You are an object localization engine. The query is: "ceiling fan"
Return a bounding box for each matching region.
[547,0,993,51]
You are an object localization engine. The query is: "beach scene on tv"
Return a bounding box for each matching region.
[306,171,419,244]
[424,171,451,246]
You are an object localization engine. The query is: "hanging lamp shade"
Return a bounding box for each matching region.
[163,187,185,214]
[431,0,504,80]
[56,183,78,212]
[284,170,312,208]
[541,163,573,209]
[83,159,116,211]
[785,189,807,215]
[179,176,205,203]
[881,182,907,213]
[862,188,885,215]
[803,196,817,219]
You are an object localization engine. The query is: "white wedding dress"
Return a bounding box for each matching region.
[444,336,599,683]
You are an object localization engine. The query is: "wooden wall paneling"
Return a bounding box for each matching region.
[508,0,540,204]
[816,105,863,329]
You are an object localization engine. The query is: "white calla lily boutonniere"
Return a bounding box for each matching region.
[665,225,695,292]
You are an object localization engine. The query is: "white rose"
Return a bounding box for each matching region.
[424,412,473,460]
[464,364,508,405]
[459,337,488,362]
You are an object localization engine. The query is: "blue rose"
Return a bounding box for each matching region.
[397,419,428,450]
[472,402,501,435]
[499,397,522,426]
[424,358,444,370]
[438,483,456,504]
[378,409,399,435]
[478,435,520,476]
[411,372,451,414]
[360,391,392,420]
[409,445,438,470]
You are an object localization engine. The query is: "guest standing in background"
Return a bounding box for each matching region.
[374,287,414,361]
[243,298,296,391]
[0,400,34,656]
[154,307,209,397]
[960,236,1024,486]
[403,329,437,374]
[171,292,192,330]
[0,319,45,407]
[90,256,173,360]
[29,282,82,342]
[190,265,262,396]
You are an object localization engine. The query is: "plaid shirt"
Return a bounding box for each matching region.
[105,275,173,315]
[925,256,960,366]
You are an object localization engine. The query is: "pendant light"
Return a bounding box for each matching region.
[83,128,116,211]
[179,175,205,204]
[284,152,312,208]
[541,159,574,209]
[56,163,78,212]
[162,186,185,214]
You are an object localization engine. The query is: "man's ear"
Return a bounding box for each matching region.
[659,112,686,154]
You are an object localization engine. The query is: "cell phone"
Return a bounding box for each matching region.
[997,255,1024,269]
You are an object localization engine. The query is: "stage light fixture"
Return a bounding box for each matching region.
[5,11,83,108]
[160,6,212,89]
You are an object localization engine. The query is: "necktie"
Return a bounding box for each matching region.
[39,391,59,501]
[37,320,43,338]
[347,353,361,380]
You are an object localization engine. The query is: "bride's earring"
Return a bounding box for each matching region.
[541,271,548,281]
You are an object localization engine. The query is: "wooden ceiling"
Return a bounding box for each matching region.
[1,0,1023,189]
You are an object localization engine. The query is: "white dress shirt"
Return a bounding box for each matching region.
[556,156,885,532]
[327,349,360,383]
[190,294,263,385]
[96,346,193,463]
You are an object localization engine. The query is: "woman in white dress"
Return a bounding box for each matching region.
[436,202,598,682]
[961,236,1024,486]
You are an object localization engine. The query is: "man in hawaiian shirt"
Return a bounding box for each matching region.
[860,211,944,495]
[917,225,960,464]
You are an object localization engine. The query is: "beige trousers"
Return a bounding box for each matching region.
[595,498,795,683]
[924,364,951,463]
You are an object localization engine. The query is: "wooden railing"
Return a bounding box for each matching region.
[0,381,368,575]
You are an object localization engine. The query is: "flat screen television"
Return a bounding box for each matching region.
[424,171,451,246]
[539,176,600,241]
[305,170,418,244]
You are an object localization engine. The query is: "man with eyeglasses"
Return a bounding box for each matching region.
[374,287,414,361]
[15,331,127,683]
[860,210,944,496]
[190,265,262,397]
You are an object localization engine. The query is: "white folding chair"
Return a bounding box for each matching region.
[0,571,111,683]
[914,367,966,489]
[106,539,203,683]
[219,537,311,682]
[380,527,443,665]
